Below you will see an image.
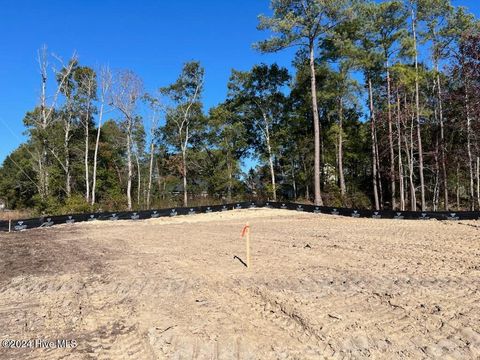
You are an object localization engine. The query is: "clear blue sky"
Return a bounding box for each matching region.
[0,0,478,165]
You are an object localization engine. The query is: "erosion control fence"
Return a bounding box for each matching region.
[0,201,479,232]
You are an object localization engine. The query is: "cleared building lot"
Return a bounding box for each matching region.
[0,209,479,359]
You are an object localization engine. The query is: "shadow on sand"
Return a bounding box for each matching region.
[233,255,247,267]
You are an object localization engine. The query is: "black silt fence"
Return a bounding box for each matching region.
[0,201,478,232]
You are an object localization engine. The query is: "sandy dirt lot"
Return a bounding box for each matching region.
[0,208,479,359]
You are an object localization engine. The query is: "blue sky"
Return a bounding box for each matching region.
[0,0,295,166]
[0,0,478,166]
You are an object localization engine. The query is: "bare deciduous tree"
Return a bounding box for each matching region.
[28,45,77,200]
[161,61,204,207]
[77,69,97,203]
[143,93,162,209]
[111,70,143,210]
[91,66,112,206]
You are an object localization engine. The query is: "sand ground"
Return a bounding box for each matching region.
[0,208,479,359]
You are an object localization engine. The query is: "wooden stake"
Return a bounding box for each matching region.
[8,219,12,233]
[245,222,250,269]
[241,222,251,269]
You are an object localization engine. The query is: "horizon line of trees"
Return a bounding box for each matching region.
[1,0,480,215]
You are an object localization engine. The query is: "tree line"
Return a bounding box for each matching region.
[1,0,480,214]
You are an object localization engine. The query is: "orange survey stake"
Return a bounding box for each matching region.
[241,222,251,268]
[241,224,250,237]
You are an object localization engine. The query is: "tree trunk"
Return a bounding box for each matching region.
[477,156,480,209]
[147,142,155,209]
[404,130,416,211]
[433,136,440,211]
[91,102,104,206]
[436,67,448,210]
[412,7,426,211]
[143,178,147,207]
[39,59,49,201]
[404,174,409,210]
[396,90,405,211]
[37,154,45,200]
[136,152,141,208]
[126,126,133,211]
[409,114,417,211]
[44,144,49,199]
[84,122,90,203]
[456,162,460,210]
[374,123,383,209]
[334,141,338,184]
[84,87,93,204]
[309,41,323,206]
[291,158,297,201]
[156,158,163,202]
[163,180,166,200]
[386,63,396,210]
[404,94,416,211]
[465,88,475,210]
[182,149,188,207]
[64,117,71,198]
[368,78,380,211]
[227,160,233,202]
[338,97,346,198]
[265,124,277,201]
[37,128,49,201]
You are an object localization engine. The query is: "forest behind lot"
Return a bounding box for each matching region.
[1,0,480,215]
